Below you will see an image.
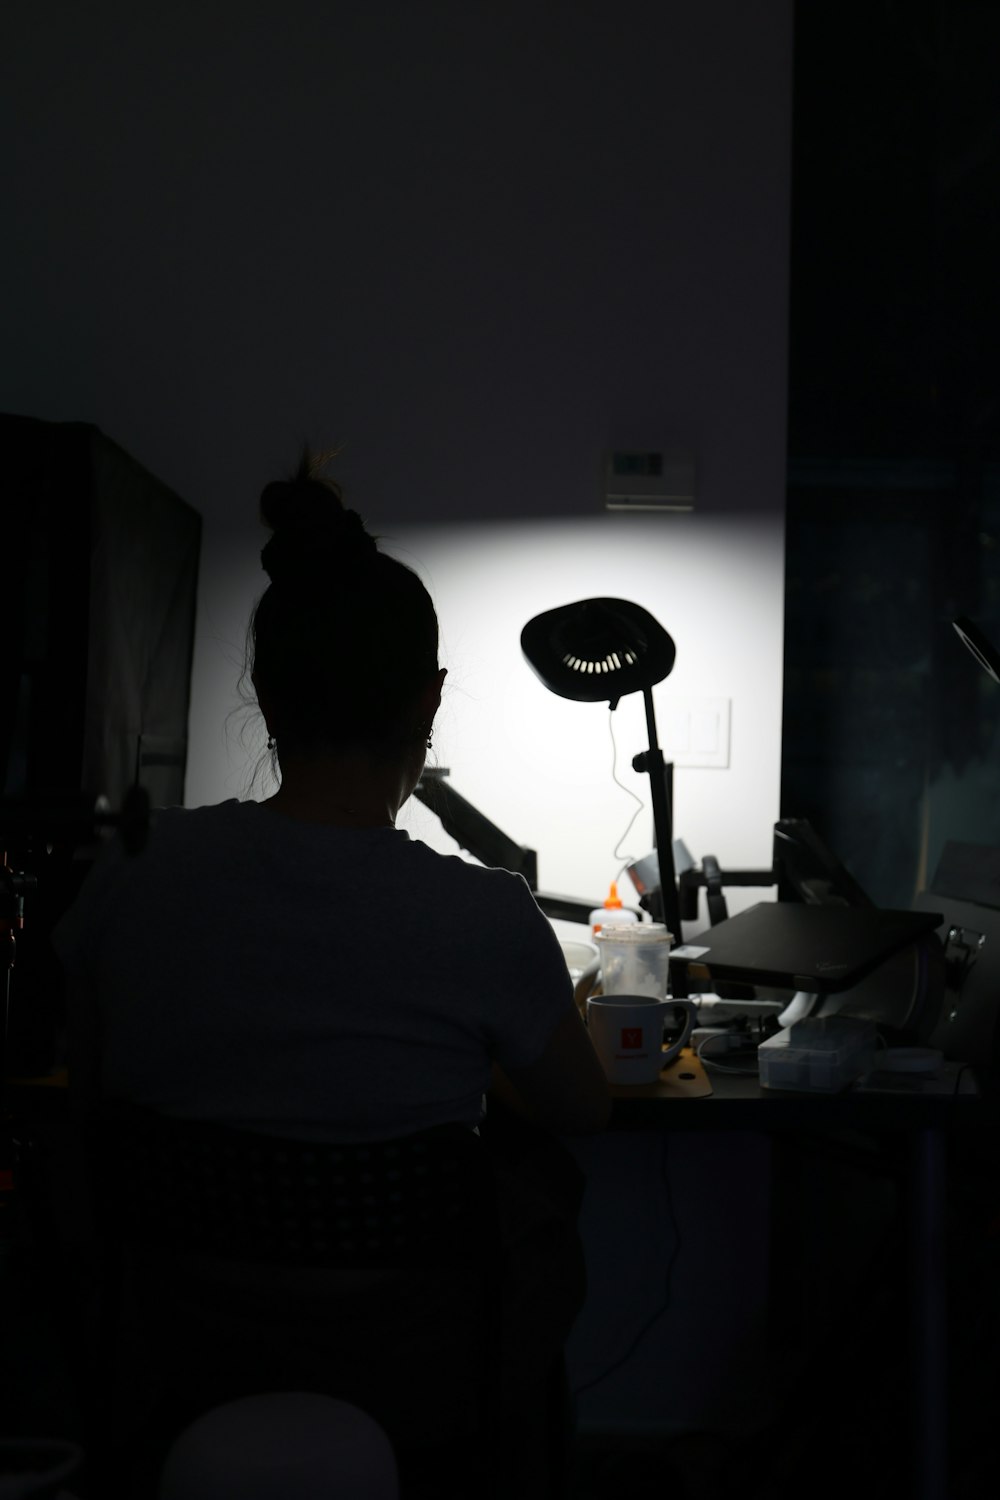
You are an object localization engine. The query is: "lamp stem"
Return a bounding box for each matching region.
[641,687,682,949]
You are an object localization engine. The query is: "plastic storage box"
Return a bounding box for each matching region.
[758,1016,877,1093]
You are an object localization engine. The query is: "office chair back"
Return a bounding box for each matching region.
[93,1100,491,1268]
[87,1102,499,1499]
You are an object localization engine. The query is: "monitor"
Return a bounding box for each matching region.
[772,818,872,909]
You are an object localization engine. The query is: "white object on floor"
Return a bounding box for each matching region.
[157,1392,399,1500]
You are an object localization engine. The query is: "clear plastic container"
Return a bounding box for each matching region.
[594,923,673,999]
[758,1016,877,1093]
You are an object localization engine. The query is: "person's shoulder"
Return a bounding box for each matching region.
[140,799,249,856]
[402,835,526,887]
[399,835,542,917]
[151,799,244,832]
[158,799,244,820]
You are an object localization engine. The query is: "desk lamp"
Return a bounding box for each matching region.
[520,597,682,942]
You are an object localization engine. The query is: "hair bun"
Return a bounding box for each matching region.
[259,475,377,585]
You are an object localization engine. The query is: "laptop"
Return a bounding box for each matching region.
[671,901,943,994]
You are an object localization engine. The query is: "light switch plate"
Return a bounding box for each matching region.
[661,696,731,769]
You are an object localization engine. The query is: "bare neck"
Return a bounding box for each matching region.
[262,749,418,829]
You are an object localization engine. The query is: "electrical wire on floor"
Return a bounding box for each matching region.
[572,1132,680,1396]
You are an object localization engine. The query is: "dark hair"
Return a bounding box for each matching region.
[248,449,439,758]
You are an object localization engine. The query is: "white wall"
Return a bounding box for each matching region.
[185,510,785,927]
[5,1,793,541]
[5,0,793,1434]
[102,0,796,932]
[388,514,784,919]
[5,3,794,866]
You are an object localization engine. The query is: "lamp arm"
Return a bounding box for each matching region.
[637,686,682,946]
[412,770,538,890]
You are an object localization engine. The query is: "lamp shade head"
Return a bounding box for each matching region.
[520,597,676,706]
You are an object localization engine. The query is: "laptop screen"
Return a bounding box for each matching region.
[671,902,943,994]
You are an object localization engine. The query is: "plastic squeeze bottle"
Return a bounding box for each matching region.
[588,881,639,937]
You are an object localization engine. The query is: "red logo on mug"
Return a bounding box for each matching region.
[621,1027,643,1049]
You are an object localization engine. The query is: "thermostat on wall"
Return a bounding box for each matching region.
[603,451,696,512]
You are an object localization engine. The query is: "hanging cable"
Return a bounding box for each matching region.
[608,708,645,879]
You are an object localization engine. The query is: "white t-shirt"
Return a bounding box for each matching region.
[53,800,574,1141]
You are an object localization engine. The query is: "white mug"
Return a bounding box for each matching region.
[586,995,698,1084]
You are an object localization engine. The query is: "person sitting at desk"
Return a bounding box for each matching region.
[54,447,610,1496]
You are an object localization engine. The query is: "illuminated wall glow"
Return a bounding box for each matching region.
[388,515,784,922]
[186,512,785,931]
[182,528,273,806]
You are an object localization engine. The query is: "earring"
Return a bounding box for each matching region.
[267,735,276,752]
[426,727,434,749]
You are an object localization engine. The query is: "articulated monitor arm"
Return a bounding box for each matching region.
[413,769,538,890]
[412,769,607,925]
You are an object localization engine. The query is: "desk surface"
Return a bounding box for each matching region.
[6,1057,986,1134]
[611,1051,984,1130]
